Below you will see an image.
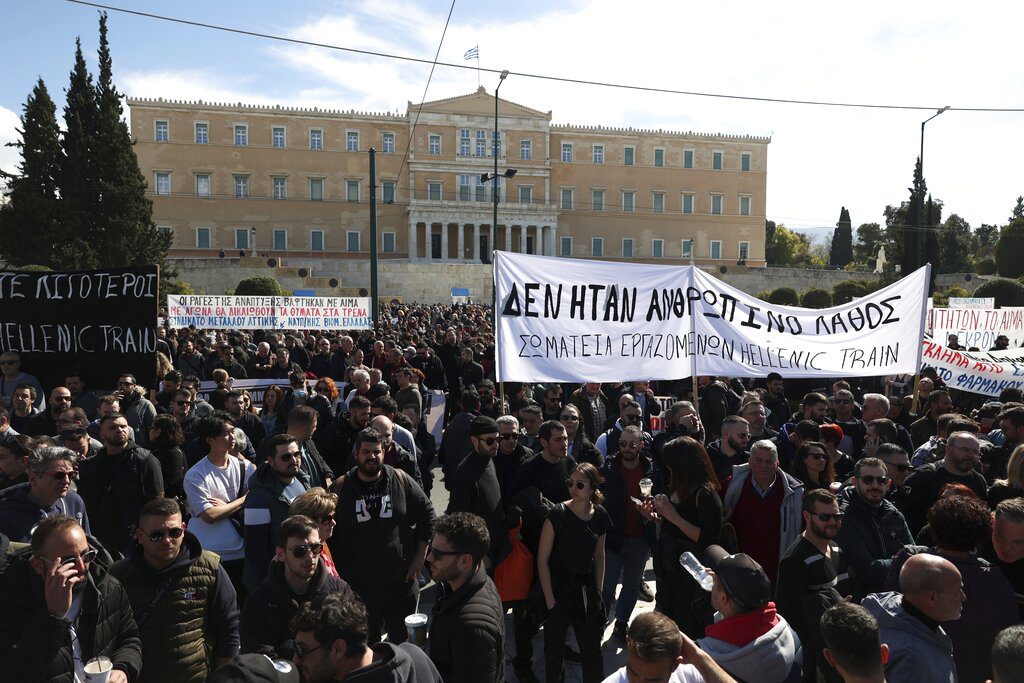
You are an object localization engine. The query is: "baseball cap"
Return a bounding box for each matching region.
[469,415,500,437]
[207,654,300,683]
[705,545,771,611]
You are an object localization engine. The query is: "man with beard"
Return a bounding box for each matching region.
[78,413,164,552]
[985,498,1024,619]
[426,512,505,682]
[569,382,611,442]
[245,341,275,379]
[986,406,1024,482]
[310,337,334,379]
[0,446,90,541]
[910,389,955,447]
[244,434,310,590]
[446,417,504,565]
[876,443,913,515]
[742,399,775,440]
[285,406,334,489]
[330,428,435,644]
[861,393,915,455]
[707,416,752,485]
[317,395,372,475]
[64,370,101,420]
[600,424,656,641]
[290,592,441,683]
[23,386,72,438]
[763,372,791,431]
[116,374,158,447]
[832,389,866,459]
[596,401,649,459]
[493,415,531,509]
[225,390,266,452]
[777,490,851,683]
[110,498,239,682]
[410,341,446,391]
[837,458,913,600]
[241,515,352,659]
[368,415,422,487]
[0,515,142,682]
[903,431,988,535]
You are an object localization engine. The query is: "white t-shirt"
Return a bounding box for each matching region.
[184,455,256,561]
[602,663,705,683]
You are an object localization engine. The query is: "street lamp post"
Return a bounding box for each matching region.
[917,106,949,270]
[250,226,256,257]
[491,70,509,259]
[920,105,950,180]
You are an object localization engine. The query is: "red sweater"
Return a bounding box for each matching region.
[730,478,784,582]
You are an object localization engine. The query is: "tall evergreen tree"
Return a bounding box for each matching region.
[92,12,172,274]
[60,37,100,269]
[829,206,854,267]
[0,79,66,267]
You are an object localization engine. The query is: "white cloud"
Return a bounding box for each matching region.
[120,0,1024,231]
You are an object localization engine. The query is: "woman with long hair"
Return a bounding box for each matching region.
[648,436,723,639]
[290,487,340,578]
[990,444,1024,508]
[792,441,836,493]
[260,385,285,436]
[536,462,609,683]
[313,377,342,418]
[148,414,187,502]
[209,368,230,410]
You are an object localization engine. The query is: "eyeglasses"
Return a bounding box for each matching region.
[174,400,192,406]
[0,360,18,366]
[146,527,185,542]
[498,433,519,441]
[293,641,324,658]
[619,440,641,449]
[565,478,589,490]
[43,470,74,481]
[623,414,641,422]
[883,462,912,473]
[428,545,465,558]
[42,548,98,567]
[288,542,323,558]
[813,512,845,522]
[560,414,579,421]
[806,452,826,461]
[277,452,299,461]
[479,437,498,445]
[859,475,889,486]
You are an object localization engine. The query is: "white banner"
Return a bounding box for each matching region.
[167,295,372,330]
[932,307,1024,350]
[949,297,994,309]
[920,338,1024,397]
[494,251,930,382]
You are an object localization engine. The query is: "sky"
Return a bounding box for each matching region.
[3,0,1024,241]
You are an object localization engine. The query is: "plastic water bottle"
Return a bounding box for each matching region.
[679,551,714,590]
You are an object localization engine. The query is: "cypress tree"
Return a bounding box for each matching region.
[93,12,173,275]
[829,206,854,267]
[60,37,100,269]
[0,79,66,267]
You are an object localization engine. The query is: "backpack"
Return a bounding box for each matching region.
[494,521,533,603]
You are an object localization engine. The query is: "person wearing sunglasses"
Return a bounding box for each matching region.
[0,351,44,412]
[777,489,852,683]
[874,443,913,512]
[446,416,504,566]
[244,435,310,592]
[110,497,240,683]
[595,401,649,460]
[903,431,988,537]
[560,404,602,468]
[0,514,142,682]
[290,488,340,579]
[241,515,352,662]
[791,441,836,494]
[0,446,90,542]
[835,457,913,601]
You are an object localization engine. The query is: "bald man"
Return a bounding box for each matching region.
[368,415,422,487]
[861,554,963,683]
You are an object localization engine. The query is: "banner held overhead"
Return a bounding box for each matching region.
[494,251,930,382]
[167,295,372,330]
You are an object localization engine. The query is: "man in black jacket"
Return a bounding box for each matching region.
[110,497,239,683]
[836,457,914,600]
[439,389,479,487]
[446,416,504,565]
[0,515,143,682]
[285,406,334,488]
[225,390,267,452]
[241,515,352,659]
[316,395,372,475]
[330,428,435,643]
[903,431,988,535]
[426,512,505,682]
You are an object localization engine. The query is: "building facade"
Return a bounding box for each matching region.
[129,89,769,269]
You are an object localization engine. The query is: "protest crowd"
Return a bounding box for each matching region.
[4,295,1024,683]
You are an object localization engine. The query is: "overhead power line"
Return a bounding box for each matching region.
[64,0,1024,113]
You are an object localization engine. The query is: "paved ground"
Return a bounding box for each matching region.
[420,465,658,682]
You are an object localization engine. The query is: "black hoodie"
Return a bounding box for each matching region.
[345,642,442,682]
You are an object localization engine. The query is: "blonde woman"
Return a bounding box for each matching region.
[290,487,340,578]
[989,443,1024,509]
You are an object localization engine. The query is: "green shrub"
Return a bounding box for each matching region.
[995,223,1024,278]
[756,290,772,301]
[768,287,800,306]
[235,275,285,296]
[833,280,868,304]
[800,288,833,309]
[973,278,1024,308]
[977,257,997,275]
[13,264,53,272]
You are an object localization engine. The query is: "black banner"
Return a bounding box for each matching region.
[0,267,159,392]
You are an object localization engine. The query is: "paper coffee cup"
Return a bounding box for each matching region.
[405,613,428,647]
[84,656,113,683]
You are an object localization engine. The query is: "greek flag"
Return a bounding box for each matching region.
[464,46,479,60]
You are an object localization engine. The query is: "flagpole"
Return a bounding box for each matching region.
[476,48,481,88]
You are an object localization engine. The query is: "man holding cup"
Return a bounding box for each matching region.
[0,515,142,682]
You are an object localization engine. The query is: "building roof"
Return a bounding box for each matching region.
[408,86,551,119]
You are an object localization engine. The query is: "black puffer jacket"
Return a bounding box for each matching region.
[0,542,143,682]
[428,565,505,682]
[836,487,914,600]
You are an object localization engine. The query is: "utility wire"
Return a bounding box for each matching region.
[63,0,1024,113]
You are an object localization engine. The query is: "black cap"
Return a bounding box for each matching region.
[206,654,300,683]
[705,545,771,611]
[469,415,500,437]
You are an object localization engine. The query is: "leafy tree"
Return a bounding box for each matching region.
[829,207,854,267]
[937,213,975,274]
[853,222,888,266]
[235,275,286,296]
[765,222,817,266]
[801,288,833,309]
[995,221,1024,278]
[977,257,997,275]
[975,224,999,259]
[974,278,1024,307]
[0,79,66,267]
[1011,196,1024,222]
[767,287,799,305]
